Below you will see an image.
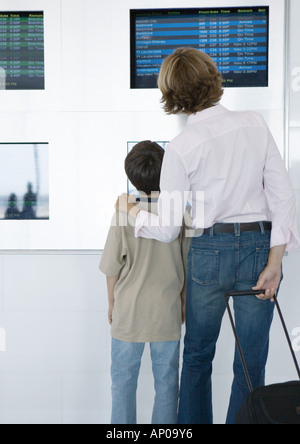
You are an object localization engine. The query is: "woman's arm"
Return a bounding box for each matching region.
[117,146,190,243]
[263,125,300,252]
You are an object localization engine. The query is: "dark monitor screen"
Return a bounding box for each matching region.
[130,7,269,89]
[0,11,44,90]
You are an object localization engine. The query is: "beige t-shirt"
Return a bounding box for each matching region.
[99,199,189,343]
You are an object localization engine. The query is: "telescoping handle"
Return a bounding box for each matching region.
[224,290,300,393]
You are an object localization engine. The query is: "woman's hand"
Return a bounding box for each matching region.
[252,244,286,302]
[116,193,131,213]
[116,193,141,218]
[252,264,282,302]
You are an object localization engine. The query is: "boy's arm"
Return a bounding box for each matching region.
[99,211,127,324]
[106,276,119,325]
[180,284,186,325]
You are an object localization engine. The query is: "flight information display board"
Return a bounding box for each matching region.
[130,7,269,89]
[0,11,44,90]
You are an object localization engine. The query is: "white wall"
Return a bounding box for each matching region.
[0,0,286,250]
[0,252,299,425]
[0,0,300,424]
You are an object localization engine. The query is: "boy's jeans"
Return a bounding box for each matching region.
[111,338,180,424]
[178,227,275,425]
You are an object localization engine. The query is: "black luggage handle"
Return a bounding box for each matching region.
[225,290,300,393]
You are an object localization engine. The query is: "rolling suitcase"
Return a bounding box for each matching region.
[225,290,300,425]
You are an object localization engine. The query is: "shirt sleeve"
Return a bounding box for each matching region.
[263,126,300,251]
[99,212,127,277]
[135,145,190,243]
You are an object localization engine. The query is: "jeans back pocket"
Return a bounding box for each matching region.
[191,249,220,286]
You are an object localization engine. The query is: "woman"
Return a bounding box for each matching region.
[117,48,299,424]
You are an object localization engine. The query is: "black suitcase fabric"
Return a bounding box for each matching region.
[225,291,300,425]
[235,381,300,424]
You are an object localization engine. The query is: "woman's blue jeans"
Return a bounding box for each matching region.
[178,226,276,424]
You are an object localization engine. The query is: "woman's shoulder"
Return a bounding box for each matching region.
[230,109,267,127]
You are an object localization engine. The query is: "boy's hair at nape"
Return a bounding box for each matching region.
[125,141,164,196]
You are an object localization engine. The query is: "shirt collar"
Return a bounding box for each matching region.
[187,104,228,126]
[136,197,159,203]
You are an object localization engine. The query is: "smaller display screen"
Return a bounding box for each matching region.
[130,7,269,89]
[0,143,49,220]
[0,11,45,90]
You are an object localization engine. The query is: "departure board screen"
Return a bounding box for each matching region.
[130,7,269,89]
[0,11,44,90]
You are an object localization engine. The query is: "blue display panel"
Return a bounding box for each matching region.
[130,7,269,89]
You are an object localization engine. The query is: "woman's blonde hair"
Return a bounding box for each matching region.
[158,48,224,115]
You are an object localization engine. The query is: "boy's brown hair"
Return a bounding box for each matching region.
[158,48,224,115]
[125,141,164,196]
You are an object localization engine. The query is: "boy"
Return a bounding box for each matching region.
[99,141,188,424]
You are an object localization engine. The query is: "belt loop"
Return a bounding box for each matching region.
[259,221,265,234]
[234,223,241,237]
[209,226,214,237]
